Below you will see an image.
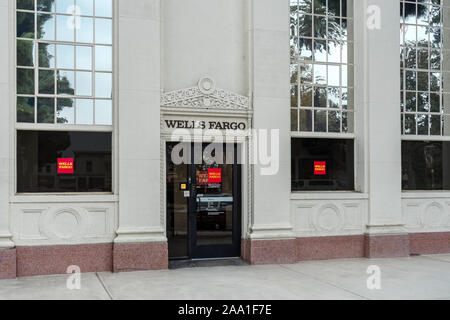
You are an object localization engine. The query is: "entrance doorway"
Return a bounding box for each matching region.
[166,142,241,260]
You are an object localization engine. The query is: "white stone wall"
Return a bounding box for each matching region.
[2,0,450,251]
[162,0,248,96]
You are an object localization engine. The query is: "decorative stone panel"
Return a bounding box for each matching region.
[161,77,250,111]
[403,198,450,233]
[11,202,116,246]
[291,199,368,237]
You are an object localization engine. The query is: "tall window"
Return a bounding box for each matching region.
[401,0,450,190]
[400,0,449,136]
[290,0,355,192]
[290,0,354,134]
[16,0,113,193]
[16,0,113,125]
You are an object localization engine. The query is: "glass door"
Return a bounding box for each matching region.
[190,143,241,259]
[167,142,241,260]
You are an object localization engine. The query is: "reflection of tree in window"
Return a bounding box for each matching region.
[290,0,353,134]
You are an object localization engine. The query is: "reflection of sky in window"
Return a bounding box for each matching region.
[342,65,347,87]
[95,73,112,98]
[76,46,92,69]
[95,46,112,71]
[56,0,74,14]
[95,0,113,18]
[342,43,348,62]
[328,65,340,86]
[95,100,112,125]
[56,15,74,42]
[76,99,93,124]
[38,14,55,40]
[57,98,74,124]
[403,24,439,47]
[76,71,92,96]
[57,44,74,69]
[95,19,112,44]
[77,0,94,16]
[404,25,416,44]
[417,26,428,44]
[76,17,93,43]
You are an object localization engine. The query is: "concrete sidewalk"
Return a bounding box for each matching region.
[0,255,449,300]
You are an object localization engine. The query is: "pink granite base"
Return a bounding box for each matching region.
[241,239,297,265]
[364,234,410,258]
[5,232,449,277]
[242,234,416,265]
[0,249,17,279]
[16,243,113,277]
[241,238,251,263]
[297,235,365,261]
[409,232,450,255]
[113,242,168,273]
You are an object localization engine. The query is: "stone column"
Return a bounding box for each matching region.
[362,0,409,257]
[0,0,16,279]
[113,0,167,271]
[243,0,295,264]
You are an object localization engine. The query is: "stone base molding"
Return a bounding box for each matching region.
[16,244,113,277]
[297,235,365,261]
[0,249,17,279]
[241,239,297,265]
[242,236,365,264]
[0,242,168,278]
[242,232,450,265]
[409,232,450,255]
[1,233,450,277]
[364,234,410,259]
[113,242,168,273]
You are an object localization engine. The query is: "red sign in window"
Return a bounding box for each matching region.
[197,171,209,186]
[208,168,222,184]
[58,158,74,174]
[314,161,326,176]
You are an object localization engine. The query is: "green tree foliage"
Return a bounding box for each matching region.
[37,98,55,123]
[17,40,34,66]
[17,97,35,123]
[37,0,55,12]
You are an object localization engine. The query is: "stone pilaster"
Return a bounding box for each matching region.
[114,0,167,271]
[245,0,296,263]
[0,0,16,279]
[361,0,409,257]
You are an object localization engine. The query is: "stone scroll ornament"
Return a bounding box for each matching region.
[161,77,249,110]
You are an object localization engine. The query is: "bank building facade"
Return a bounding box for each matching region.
[1,0,450,278]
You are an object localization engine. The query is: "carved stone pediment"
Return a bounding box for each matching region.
[161,77,249,111]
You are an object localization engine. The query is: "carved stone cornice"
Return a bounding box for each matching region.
[161,77,250,111]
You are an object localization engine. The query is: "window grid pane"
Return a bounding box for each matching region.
[400,0,450,137]
[16,0,113,126]
[290,0,355,134]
